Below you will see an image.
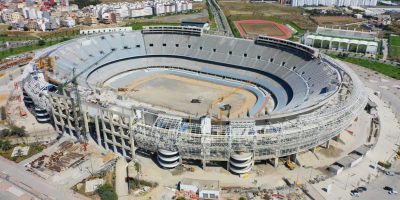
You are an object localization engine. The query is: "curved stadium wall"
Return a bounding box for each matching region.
[22,26,368,174]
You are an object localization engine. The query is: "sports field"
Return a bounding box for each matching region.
[121,74,258,119]
[234,20,292,39]
[389,35,400,61]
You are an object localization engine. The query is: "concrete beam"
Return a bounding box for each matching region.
[273,157,279,168]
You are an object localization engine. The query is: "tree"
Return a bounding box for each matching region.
[10,125,26,137]
[38,40,46,46]
[1,106,6,120]
[134,162,141,172]
[0,141,12,151]
[23,26,29,31]
[7,26,12,30]
[97,184,117,200]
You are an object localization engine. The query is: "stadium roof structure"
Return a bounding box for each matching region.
[306,34,378,46]
[316,26,377,41]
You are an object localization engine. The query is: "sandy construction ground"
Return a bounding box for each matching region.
[121,74,257,119]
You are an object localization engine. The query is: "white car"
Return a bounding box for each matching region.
[350,190,360,197]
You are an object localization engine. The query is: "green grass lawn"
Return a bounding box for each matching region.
[129,22,180,30]
[389,35,400,61]
[0,143,44,163]
[329,54,400,80]
[390,34,400,46]
[0,35,38,41]
[0,38,69,60]
[389,46,400,60]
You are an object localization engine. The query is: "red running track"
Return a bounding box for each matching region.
[234,20,292,39]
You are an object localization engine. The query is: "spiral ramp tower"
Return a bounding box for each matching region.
[22,90,33,105]
[229,152,253,174]
[157,149,181,168]
[34,106,51,123]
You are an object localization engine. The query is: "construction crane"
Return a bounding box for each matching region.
[37,56,56,81]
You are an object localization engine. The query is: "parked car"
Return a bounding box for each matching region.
[389,190,398,195]
[384,186,393,191]
[356,187,367,192]
[350,190,360,197]
[386,171,395,176]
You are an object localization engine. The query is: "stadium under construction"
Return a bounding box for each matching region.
[22,26,368,174]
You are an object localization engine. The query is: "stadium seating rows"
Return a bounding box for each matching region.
[48,32,339,114]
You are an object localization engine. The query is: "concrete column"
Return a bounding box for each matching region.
[346,43,350,51]
[202,157,206,169]
[83,112,89,136]
[333,133,340,142]
[273,157,279,168]
[329,41,332,49]
[108,114,118,153]
[100,113,109,151]
[311,146,317,153]
[252,152,255,167]
[356,44,359,53]
[325,140,331,149]
[226,160,230,171]
[129,121,136,160]
[95,115,102,146]
[291,154,297,162]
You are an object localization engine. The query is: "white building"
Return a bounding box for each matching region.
[154,1,192,15]
[303,27,379,54]
[128,6,153,18]
[304,35,378,54]
[291,0,378,7]
[22,7,43,20]
[180,178,220,199]
[61,17,76,28]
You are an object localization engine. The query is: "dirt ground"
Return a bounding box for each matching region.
[241,23,285,36]
[0,92,8,106]
[311,16,363,26]
[121,74,257,119]
[219,2,317,31]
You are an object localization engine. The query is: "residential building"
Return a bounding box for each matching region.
[290,0,378,7]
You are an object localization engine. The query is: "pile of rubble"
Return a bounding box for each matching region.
[29,141,86,172]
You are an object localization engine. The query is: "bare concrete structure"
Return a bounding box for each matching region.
[22,26,368,174]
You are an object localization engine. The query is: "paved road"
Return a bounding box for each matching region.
[357,161,400,200]
[207,0,232,36]
[0,156,89,200]
[347,62,400,119]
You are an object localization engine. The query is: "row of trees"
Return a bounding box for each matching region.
[0,140,12,151]
[1,124,26,138]
[97,183,117,200]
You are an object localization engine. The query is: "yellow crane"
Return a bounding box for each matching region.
[37,56,56,81]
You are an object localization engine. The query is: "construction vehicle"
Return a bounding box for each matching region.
[378,161,391,169]
[37,57,56,81]
[208,72,268,121]
[286,157,296,170]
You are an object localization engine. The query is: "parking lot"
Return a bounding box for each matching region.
[354,161,400,199]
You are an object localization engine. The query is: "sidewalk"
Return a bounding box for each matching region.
[310,88,400,200]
